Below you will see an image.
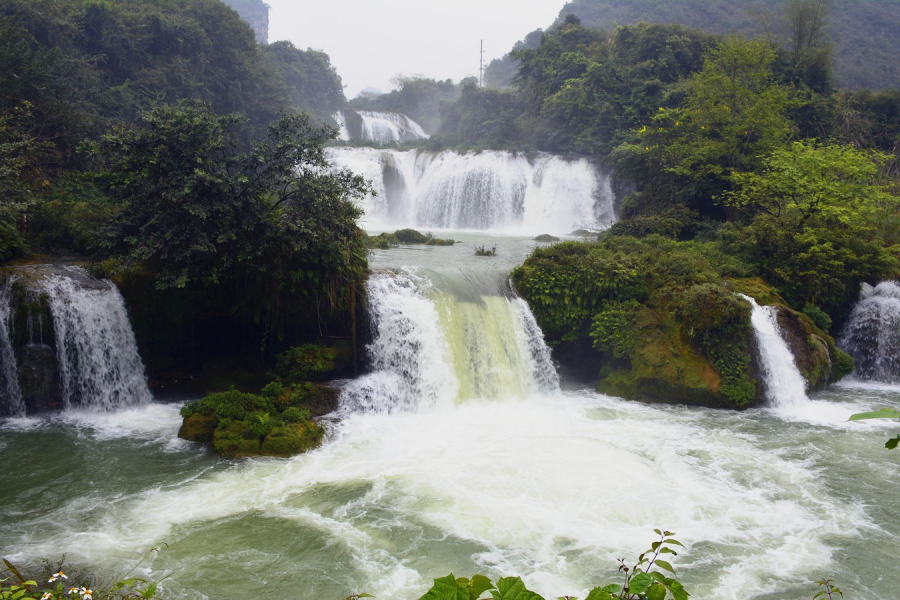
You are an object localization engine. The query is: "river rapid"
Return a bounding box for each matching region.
[1,232,899,600]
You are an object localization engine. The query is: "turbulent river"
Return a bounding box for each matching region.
[1,233,899,600]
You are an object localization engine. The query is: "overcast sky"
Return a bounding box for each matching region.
[266,0,566,99]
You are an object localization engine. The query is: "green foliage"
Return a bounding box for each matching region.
[1,550,163,600]
[591,300,641,358]
[261,42,346,122]
[802,304,832,332]
[812,578,843,600]
[366,230,456,248]
[724,141,900,312]
[282,406,312,423]
[555,0,896,90]
[413,531,689,600]
[849,407,900,450]
[474,245,498,257]
[276,345,339,383]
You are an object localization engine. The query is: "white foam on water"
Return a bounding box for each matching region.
[0,392,870,600]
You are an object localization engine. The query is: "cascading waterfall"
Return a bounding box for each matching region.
[839,281,900,383]
[357,111,429,144]
[741,295,810,407]
[40,267,152,411]
[0,277,25,417]
[341,270,558,413]
[325,147,615,233]
[332,111,351,141]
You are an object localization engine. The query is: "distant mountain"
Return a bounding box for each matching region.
[557,0,900,89]
[222,0,269,44]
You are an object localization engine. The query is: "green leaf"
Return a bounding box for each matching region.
[886,436,900,450]
[849,408,900,421]
[669,580,690,600]
[465,575,496,600]
[489,577,545,600]
[654,560,676,574]
[584,589,613,600]
[645,582,668,600]
[419,574,471,600]
[629,572,653,595]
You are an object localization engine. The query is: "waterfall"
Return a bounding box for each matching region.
[332,111,351,141]
[357,111,429,144]
[741,295,810,407]
[839,281,900,382]
[0,277,25,417]
[0,265,152,416]
[40,267,152,411]
[341,271,559,413]
[325,147,615,234]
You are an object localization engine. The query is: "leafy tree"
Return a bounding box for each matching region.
[724,141,900,310]
[262,42,346,122]
[92,100,369,290]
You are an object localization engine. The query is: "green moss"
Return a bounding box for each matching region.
[276,345,338,383]
[212,421,261,458]
[534,234,560,242]
[832,349,855,382]
[726,277,786,306]
[260,423,324,457]
[178,413,217,442]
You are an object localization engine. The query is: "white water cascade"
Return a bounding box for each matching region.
[331,111,351,141]
[838,281,900,383]
[358,111,429,144]
[741,295,810,407]
[341,270,558,413]
[326,147,615,233]
[0,277,25,417]
[39,267,152,411]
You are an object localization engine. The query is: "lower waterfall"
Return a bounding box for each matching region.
[0,265,152,415]
[838,281,900,383]
[341,270,558,413]
[326,147,616,234]
[742,295,810,407]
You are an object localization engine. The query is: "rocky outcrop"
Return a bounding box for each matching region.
[222,0,269,44]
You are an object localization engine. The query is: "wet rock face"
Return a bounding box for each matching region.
[16,343,62,413]
[775,307,834,390]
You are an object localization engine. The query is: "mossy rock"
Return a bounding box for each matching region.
[178,413,217,442]
[212,421,261,458]
[260,422,325,457]
[727,277,786,306]
[534,234,560,242]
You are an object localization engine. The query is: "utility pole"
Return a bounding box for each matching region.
[479,39,485,88]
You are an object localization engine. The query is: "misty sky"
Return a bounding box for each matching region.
[266,0,567,99]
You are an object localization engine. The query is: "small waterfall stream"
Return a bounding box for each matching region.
[742,295,810,407]
[839,281,900,383]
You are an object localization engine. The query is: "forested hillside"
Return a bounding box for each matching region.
[0,0,364,375]
[222,0,268,43]
[557,0,900,90]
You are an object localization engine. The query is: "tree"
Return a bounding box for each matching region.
[725,141,900,309]
[93,100,370,291]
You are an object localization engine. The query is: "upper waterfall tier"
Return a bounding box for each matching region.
[839,281,900,383]
[326,147,616,234]
[0,265,152,417]
[332,110,429,144]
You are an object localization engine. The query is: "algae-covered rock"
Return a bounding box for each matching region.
[277,345,339,382]
[178,412,217,442]
[513,235,850,409]
[534,234,560,242]
[178,376,336,457]
[213,420,261,458]
[260,422,325,457]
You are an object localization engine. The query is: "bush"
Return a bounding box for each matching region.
[276,345,338,383]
